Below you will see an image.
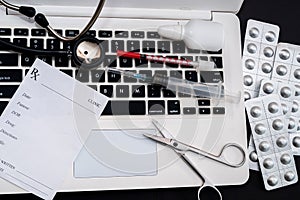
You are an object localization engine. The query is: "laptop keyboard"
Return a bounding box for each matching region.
[0,27,225,116]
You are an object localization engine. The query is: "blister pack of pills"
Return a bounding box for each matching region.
[248,79,300,170]
[243,20,280,100]
[245,94,298,190]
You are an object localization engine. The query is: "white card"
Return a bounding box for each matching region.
[0,59,108,200]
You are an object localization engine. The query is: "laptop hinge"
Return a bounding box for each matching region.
[6,6,212,20]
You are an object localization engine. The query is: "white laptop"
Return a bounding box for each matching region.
[0,0,248,194]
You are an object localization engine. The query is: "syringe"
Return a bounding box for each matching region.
[106,68,241,103]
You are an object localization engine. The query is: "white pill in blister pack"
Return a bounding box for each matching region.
[248,137,260,171]
[290,133,300,155]
[243,56,259,74]
[245,94,298,190]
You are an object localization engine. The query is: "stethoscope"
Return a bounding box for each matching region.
[0,0,106,70]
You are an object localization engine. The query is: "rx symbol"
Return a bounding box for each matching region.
[30,68,40,81]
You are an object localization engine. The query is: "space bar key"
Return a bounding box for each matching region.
[102,100,146,115]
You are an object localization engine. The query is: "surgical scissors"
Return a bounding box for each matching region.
[144,120,247,200]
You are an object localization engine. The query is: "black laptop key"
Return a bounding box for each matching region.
[0,101,8,115]
[55,56,69,67]
[0,53,18,66]
[142,41,155,53]
[47,39,61,50]
[183,107,196,115]
[102,101,146,115]
[63,42,72,51]
[124,70,137,83]
[0,69,22,82]
[115,31,129,38]
[148,100,165,115]
[100,85,113,97]
[147,32,160,39]
[108,71,121,82]
[172,41,186,53]
[135,58,148,68]
[211,57,223,69]
[127,40,140,52]
[38,56,52,65]
[21,54,35,66]
[104,55,117,67]
[85,30,96,37]
[187,48,201,54]
[150,60,164,68]
[198,99,210,106]
[168,100,180,115]
[163,89,176,98]
[111,40,124,53]
[31,29,46,36]
[199,108,211,115]
[65,30,79,37]
[0,38,10,50]
[14,28,29,36]
[13,38,27,47]
[30,38,44,50]
[99,30,112,38]
[48,29,63,37]
[0,85,18,98]
[100,40,109,52]
[154,70,168,78]
[148,85,161,98]
[116,85,129,98]
[131,31,145,38]
[165,56,179,68]
[132,85,145,97]
[200,71,223,83]
[185,71,198,82]
[119,57,133,68]
[181,56,194,68]
[0,28,11,36]
[75,70,89,82]
[91,70,105,82]
[170,70,182,79]
[139,70,152,83]
[158,41,170,53]
[213,107,225,115]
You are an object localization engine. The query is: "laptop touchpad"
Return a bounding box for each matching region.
[73,129,158,178]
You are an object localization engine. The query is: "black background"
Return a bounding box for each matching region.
[2,0,300,199]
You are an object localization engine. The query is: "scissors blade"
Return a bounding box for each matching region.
[152,119,175,139]
[143,133,172,146]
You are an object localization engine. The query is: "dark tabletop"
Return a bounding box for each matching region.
[2,0,300,199]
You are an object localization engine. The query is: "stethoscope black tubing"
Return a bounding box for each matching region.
[0,37,69,56]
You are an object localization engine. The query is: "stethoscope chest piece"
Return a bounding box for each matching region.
[72,37,105,70]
